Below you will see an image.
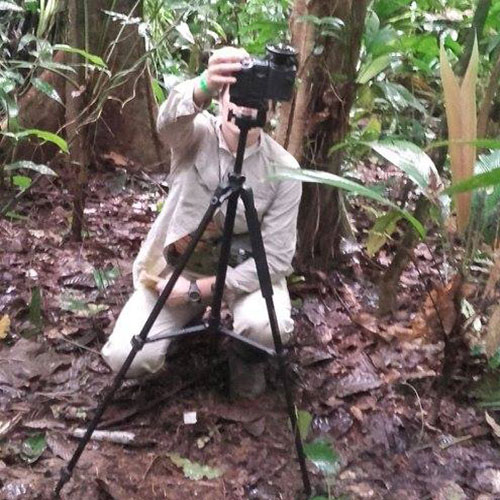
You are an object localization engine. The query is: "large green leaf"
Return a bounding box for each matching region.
[271,167,425,238]
[368,139,441,195]
[2,129,68,153]
[0,0,23,11]
[446,168,500,195]
[356,54,392,85]
[53,44,106,67]
[5,161,58,176]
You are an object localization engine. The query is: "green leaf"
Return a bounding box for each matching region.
[5,161,58,176]
[53,44,106,68]
[20,434,46,464]
[366,210,402,256]
[377,82,426,114]
[175,22,195,44]
[2,129,68,153]
[0,88,20,131]
[356,54,392,85]
[271,167,425,238]
[446,168,500,195]
[12,175,32,190]
[31,78,64,105]
[0,1,23,11]
[477,151,500,173]
[93,267,119,291]
[297,409,313,441]
[167,453,223,480]
[304,439,340,476]
[368,139,441,195]
[24,0,37,12]
[152,78,166,104]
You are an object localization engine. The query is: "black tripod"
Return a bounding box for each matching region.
[55,105,311,497]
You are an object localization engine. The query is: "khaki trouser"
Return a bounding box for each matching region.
[101,271,294,378]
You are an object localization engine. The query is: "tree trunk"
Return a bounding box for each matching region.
[14,0,167,174]
[276,0,368,270]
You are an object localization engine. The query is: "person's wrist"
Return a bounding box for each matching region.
[199,71,218,97]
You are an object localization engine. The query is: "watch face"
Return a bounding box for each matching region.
[188,281,202,302]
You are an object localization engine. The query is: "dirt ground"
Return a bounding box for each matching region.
[1,167,500,499]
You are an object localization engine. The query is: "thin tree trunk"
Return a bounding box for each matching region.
[277,0,368,270]
[478,48,500,139]
[66,0,89,241]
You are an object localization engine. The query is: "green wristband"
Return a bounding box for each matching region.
[199,72,216,97]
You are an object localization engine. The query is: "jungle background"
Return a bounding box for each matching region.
[1,0,500,498]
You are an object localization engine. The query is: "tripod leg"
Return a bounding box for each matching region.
[209,191,238,327]
[55,192,224,496]
[240,187,311,496]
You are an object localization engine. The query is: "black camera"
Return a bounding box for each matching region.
[229,44,298,109]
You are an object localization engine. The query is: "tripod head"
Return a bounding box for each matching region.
[227,102,268,131]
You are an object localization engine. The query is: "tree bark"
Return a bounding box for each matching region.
[276,0,368,270]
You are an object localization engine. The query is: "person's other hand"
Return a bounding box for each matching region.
[205,46,249,95]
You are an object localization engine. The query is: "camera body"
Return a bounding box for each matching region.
[229,44,297,108]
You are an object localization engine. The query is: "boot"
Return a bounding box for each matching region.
[228,343,267,400]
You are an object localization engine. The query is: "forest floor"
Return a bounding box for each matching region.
[1,164,500,500]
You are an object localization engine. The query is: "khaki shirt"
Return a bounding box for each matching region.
[132,78,302,296]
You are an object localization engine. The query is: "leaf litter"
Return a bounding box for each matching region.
[1,171,500,499]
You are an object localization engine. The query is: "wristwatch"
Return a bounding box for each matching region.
[188,280,202,303]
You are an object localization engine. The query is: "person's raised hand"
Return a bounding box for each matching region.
[204,46,249,95]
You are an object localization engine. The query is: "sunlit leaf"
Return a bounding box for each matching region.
[12,175,32,190]
[167,453,223,480]
[297,409,313,441]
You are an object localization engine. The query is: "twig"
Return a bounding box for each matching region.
[401,382,425,442]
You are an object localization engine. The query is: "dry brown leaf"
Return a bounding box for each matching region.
[411,275,461,340]
[440,38,479,233]
[485,304,500,358]
[102,151,132,167]
[485,411,500,444]
[0,315,10,339]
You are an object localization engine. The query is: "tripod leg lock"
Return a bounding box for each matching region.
[131,335,146,350]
